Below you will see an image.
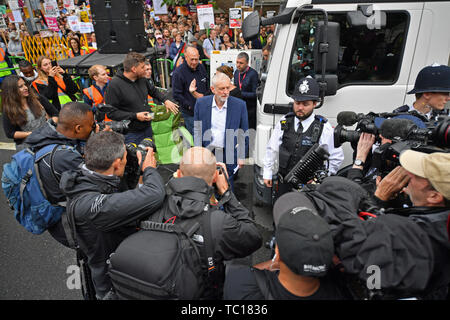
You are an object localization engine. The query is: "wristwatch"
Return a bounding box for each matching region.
[354,159,365,166]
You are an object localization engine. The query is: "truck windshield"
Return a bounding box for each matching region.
[287,11,409,95]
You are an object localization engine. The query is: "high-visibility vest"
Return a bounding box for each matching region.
[32,76,72,106]
[83,85,111,121]
[68,48,89,58]
[0,47,12,78]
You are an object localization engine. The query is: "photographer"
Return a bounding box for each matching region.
[32,56,79,112]
[375,150,450,298]
[59,131,165,300]
[25,102,97,246]
[298,148,450,299]
[146,146,262,299]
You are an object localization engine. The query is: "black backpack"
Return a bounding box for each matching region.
[108,200,218,300]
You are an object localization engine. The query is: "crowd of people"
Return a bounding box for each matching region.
[0,2,449,303]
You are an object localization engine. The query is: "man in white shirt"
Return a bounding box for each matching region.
[194,73,249,190]
[263,77,344,198]
[202,29,221,59]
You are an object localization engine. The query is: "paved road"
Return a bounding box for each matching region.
[0,119,273,300]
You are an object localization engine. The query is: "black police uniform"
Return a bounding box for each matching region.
[393,64,450,121]
[275,77,327,198]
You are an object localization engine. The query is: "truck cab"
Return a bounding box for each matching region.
[245,0,450,206]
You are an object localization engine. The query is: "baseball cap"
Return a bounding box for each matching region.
[399,150,450,199]
[407,64,450,94]
[290,77,320,102]
[274,192,334,277]
[156,34,163,39]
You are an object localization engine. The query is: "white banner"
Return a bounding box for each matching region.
[67,15,80,32]
[79,22,94,34]
[8,0,19,11]
[44,0,59,17]
[197,4,214,30]
[12,10,23,23]
[63,0,76,11]
[153,0,168,15]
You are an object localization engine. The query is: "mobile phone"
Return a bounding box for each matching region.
[51,60,58,67]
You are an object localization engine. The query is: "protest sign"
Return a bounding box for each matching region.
[153,0,168,15]
[67,15,80,32]
[197,4,214,30]
[229,8,242,28]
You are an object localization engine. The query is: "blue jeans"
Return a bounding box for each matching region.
[125,125,153,145]
[181,109,194,136]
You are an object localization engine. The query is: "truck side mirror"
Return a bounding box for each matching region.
[313,21,340,74]
[242,11,261,41]
[315,74,338,97]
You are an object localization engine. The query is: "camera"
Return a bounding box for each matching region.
[333,111,430,148]
[372,116,450,175]
[126,137,157,161]
[121,138,157,190]
[97,120,130,135]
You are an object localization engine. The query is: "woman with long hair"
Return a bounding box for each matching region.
[220,33,236,50]
[67,36,88,57]
[32,56,79,111]
[1,75,58,150]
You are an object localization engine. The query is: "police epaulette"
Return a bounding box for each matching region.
[314,115,328,123]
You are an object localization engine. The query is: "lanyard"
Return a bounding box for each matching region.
[238,67,249,90]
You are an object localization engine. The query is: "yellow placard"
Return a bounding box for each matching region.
[80,10,89,22]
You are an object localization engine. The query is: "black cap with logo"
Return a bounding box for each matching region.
[290,76,320,102]
[274,192,334,277]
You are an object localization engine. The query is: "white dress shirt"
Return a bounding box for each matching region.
[263,113,344,179]
[210,97,228,148]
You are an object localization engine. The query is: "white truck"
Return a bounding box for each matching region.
[243,0,450,206]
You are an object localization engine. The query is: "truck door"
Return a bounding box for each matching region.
[279,3,423,165]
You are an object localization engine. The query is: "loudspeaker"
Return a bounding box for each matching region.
[90,0,143,20]
[93,19,147,53]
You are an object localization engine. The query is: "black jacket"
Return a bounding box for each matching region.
[104,71,168,133]
[33,73,79,111]
[151,176,262,296]
[302,176,449,299]
[59,165,165,299]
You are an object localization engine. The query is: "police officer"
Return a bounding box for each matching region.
[263,77,344,198]
[393,64,450,121]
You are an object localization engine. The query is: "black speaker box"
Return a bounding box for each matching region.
[90,0,143,20]
[93,19,147,53]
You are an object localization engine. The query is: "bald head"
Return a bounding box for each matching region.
[179,147,217,185]
[185,46,200,70]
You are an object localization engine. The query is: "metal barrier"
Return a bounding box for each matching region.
[21,34,90,65]
[154,58,173,89]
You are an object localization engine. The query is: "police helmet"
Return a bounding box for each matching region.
[407,64,450,94]
[291,76,320,102]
